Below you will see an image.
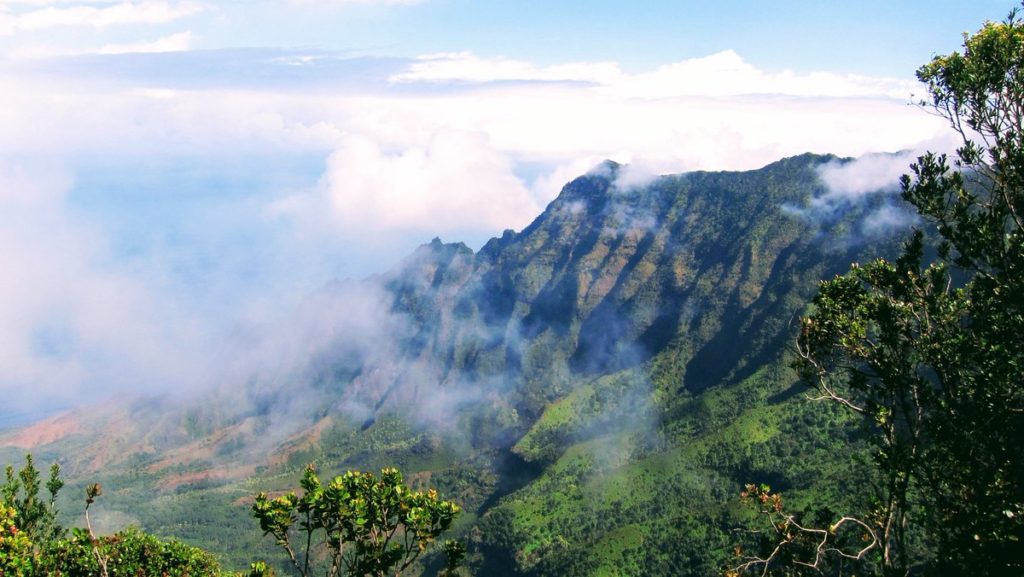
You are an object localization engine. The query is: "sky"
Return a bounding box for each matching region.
[0,0,1010,421]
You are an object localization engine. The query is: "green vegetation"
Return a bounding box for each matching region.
[1,454,232,576]
[734,9,1024,577]
[3,454,64,548]
[0,502,34,575]
[252,465,462,577]
[472,361,868,576]
[1,455,464,577]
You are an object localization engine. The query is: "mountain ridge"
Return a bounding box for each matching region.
[1,152,903,574]
[2,150,888,472]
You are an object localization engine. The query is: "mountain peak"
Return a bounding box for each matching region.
[417,237,473,257]
[586,159,623,178]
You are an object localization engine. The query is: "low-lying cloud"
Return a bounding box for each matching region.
[816,150,917,207]
[0,162,217,414]
[861,203,920,237]
[782,150,940,242]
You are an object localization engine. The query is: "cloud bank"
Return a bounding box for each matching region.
[0,161,217,413]
[393,50,918,99]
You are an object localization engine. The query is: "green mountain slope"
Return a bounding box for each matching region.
[1,153,901,575]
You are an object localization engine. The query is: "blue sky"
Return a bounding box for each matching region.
[0,0,1010,418]
[1,1,1005,74]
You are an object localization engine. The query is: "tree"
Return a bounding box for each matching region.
[42,525,226,577]
[2,455,65,548]
[252,465,463,577]
[733,8,1024,577]
[1,453,232,577]
[729,483,878,577]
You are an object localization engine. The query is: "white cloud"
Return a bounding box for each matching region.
[271,130,542,236]
[608,50,917,99]
[817,151,918,202]
[390,52,622,85]
[609,156,690,191]
[809,146,959,217]
[96,29,191,53]
[8,29,193,57]
[783,145,956,239]
[861,204,919,236]
[390,50,918,99]
[0,162,217,410]
[4,0,202,33]
[529,155,611,201]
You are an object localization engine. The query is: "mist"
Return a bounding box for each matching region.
[776,150,946,244]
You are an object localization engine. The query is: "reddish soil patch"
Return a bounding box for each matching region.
[266,417,333,469]
[0,412,81,448]
[155,463,256,492]
[147,417,259,473]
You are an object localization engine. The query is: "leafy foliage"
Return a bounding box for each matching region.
[42,525,225,576]
[0,503,34,576]
[252,464,462,577]
[1,454,232,577]
[3,455,64,547]
[739,9,1024,577]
